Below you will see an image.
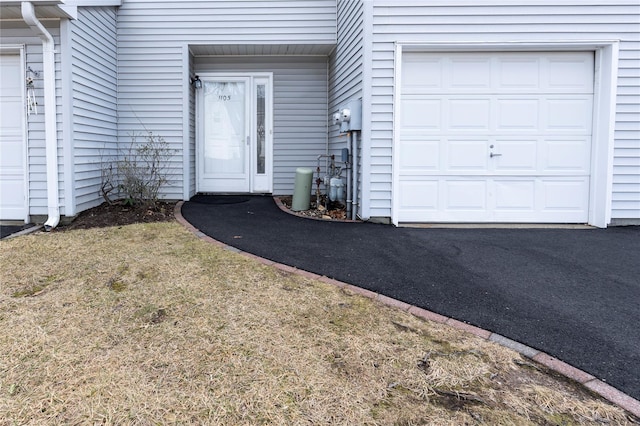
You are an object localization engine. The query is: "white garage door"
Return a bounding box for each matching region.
[397,52,594,223]
[0,53,26,221]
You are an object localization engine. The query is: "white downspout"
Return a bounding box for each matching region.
[22,2,60,231]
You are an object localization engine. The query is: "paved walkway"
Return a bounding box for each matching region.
[179,195,640,411]
[0,223,40,240]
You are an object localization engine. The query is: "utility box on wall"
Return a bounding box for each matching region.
[338,99,362,133]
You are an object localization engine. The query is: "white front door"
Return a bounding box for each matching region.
[397,52,594,223]
[197,74,273,193]
[0,53,27,221]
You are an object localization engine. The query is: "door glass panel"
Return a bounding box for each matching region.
[203,81,246,174]
[256,84,266,174]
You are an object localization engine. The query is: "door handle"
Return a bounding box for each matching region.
[490,152,502,158]
[246,136,250,146]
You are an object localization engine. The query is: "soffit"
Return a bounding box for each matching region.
[189,44,335,57]
[0,1,71,20]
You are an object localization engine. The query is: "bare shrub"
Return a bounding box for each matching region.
[100,132,174,209]
[100,161,117,205]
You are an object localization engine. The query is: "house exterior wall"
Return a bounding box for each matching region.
[328,0,364,214]
[194,56,329,195]
[63,6,118,215]
[116,0,337,200]
[0,22,64,218]
[329,0,364,150]
[366,0,640,223]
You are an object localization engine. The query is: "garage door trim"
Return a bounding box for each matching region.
[391,41,619,228]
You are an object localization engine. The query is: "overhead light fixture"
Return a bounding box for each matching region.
[190,75,202,89]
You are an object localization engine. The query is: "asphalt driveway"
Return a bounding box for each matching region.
[0,223,37,239]
[181,195,640,400]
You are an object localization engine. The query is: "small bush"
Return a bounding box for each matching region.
[100,132,174,209]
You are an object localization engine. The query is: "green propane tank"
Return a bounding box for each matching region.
[291,167,313,211]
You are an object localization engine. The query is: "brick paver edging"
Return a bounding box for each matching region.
[174,201,640,418]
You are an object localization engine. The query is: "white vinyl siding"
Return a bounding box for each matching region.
[0,23,64,217]
[328,0,364,214]
[329,0,364,138]
[194,57,328,195]
[368,1,640,222]
[117,0,337,200]
[67,6,118,213]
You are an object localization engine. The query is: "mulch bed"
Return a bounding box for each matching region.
[277,196,348,221]
[61,201,176,231]
[60,195,350,231]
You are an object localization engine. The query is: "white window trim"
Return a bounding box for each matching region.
[391,40,620,228]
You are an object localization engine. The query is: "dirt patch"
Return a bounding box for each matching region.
[61,200,176,231]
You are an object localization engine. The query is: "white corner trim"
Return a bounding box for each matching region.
[391,43,402,226]
[182,45,191,201]
[60,17,76,216]
[360,0,374,220]
[589,42,619,228]
[391,40,619,228]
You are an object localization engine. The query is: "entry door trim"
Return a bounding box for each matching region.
[196,72,273,194]
[0,45,28,222]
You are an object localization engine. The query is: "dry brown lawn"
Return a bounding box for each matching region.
[0,222,635,425]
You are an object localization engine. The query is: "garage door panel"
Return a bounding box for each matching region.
[493,140,538,171]
[398,51,594,223]
[399,139,440,170]
[400,99,441,130]
[402,56,443,91]
[448,99,491,130]
[401,95,593,135]
[399,180,439,210]
[449,57,492,89]
[398,177,589,223]
[547,55,595,92]
[497,58,540,90]
[546,98,593,132]
[402,52,594,94]
[541,179,590,212]
[0,179,25,212]
[493,180,536,211]
[447,140,489,171]
[542,138,591,172]
[496,99,540,130]
[0,141,24,169]
[445,180,487,210]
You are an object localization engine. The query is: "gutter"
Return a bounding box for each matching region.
[21,1,60,230]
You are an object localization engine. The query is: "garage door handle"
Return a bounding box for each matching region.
[490,152,502,158]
